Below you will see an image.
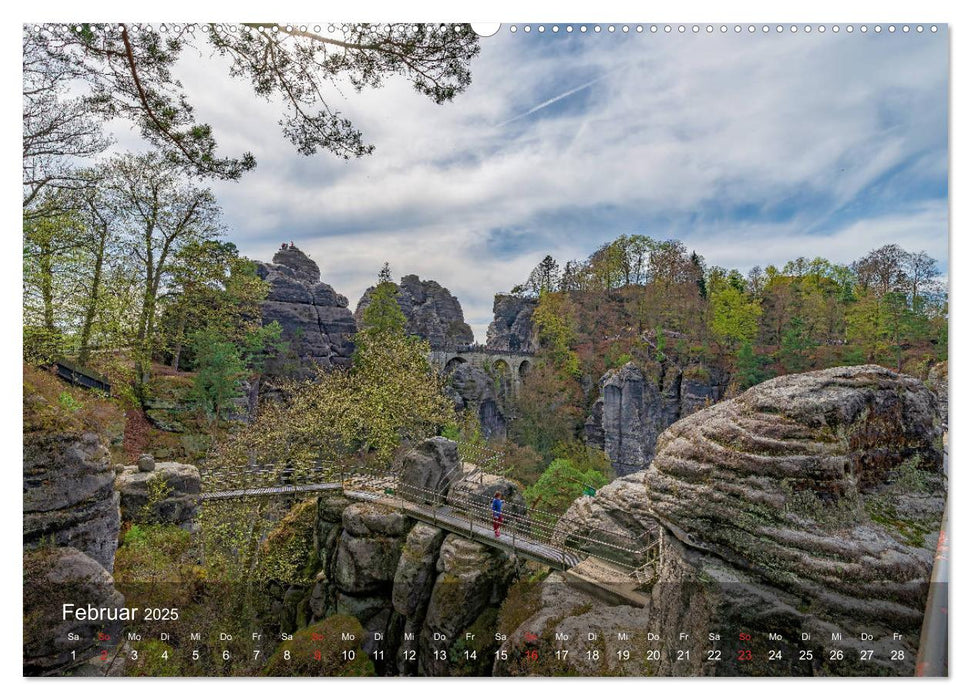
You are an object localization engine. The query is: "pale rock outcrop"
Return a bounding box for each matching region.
[557,365,945,676]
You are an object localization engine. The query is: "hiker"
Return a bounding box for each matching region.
[492,491,504,538]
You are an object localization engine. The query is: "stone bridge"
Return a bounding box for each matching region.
[428,346,534,395]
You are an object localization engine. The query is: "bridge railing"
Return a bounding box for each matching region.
[199,457,663,580]
[199,460,340,494]
[453,344,535,357]
[379,475,656,573]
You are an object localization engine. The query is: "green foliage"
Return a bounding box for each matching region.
[358,264,407,341]
[532,291,581,376]
[138,475,174,525]
[57,391,83,413]
[735,342,773,389]
[214,316,451,469]
[524,458,609,515]
[777,317,816,372]
[708,281,761,348]
[189,329,246,422]
[490,440,546,486]
[509,361,583,461]
[255,499,320,585]
[114,524,195,583]
[23,326,66,365]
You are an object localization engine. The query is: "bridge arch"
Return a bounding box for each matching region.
[518,359,531,380]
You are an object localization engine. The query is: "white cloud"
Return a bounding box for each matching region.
[102,27,948,341]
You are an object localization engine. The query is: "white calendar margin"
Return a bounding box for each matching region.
[2,0,963,696]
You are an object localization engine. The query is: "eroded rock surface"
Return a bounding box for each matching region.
[398,437,462,504]
[356,274,473,351]
[115,461,200,530]
[585,360,725,476]
[486,294,537,353]
[445,363,507,439]
[23,430,120,571]
[559,365,946,675]
[256,246,357,375]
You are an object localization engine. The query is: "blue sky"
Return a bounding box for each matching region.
[126,25,949,340]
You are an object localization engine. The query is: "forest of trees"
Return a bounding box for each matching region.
[23,23,480,420]
[493,235,947,510]
[516,235,946,385]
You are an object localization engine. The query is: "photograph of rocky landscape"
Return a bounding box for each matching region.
[22,21,948,679]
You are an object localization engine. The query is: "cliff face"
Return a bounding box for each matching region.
[257,246,357,376]
[445,363,507,439]
[486,294,537,353]
[551,365,945,676]
[24,429,120,572]
[355,275,474,351]
[585,360,725,476]
[23,370,126,675]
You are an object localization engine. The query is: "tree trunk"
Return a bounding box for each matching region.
[39,240,56,333]
[78,230,107,366]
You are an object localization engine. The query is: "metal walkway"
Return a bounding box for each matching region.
[199,457,662,597]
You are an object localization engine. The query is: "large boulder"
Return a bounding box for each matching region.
[485,294,537,353]
[392,523,446,619]
[23,547,126,676]
[560,365,946,676]
[23,430,120,571]
[355,274,474,351]
[447,470,528,535]
[256,246,357,376]
[398,437,462,504]
[115,461,200,530]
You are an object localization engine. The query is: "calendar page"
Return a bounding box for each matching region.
[22,20,948,679]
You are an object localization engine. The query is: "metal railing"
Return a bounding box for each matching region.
[199,456,664,581]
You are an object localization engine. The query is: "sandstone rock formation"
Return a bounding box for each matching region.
[486,294,537,353]
[398,437,463,505]
[355,274,474,350]
[264,438,525,676]
[23,430,120,571]
[444,363,507,439]
[585,360,724,476]
[115,461,201,530]
[23,547,126,675]
[256,246,357,376]
[559,365,946,676]
[418,535,516,675]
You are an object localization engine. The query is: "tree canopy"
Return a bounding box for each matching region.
[26,23,480,183]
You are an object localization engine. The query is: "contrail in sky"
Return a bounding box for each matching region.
[496,72,613,128]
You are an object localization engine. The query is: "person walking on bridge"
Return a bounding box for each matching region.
[492,491,504,538]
